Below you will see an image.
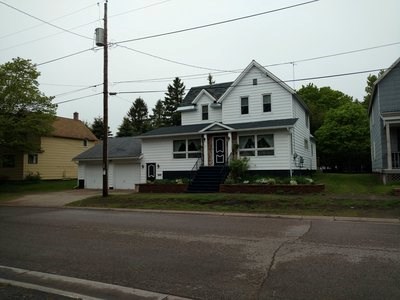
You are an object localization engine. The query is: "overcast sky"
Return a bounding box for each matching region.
[1,0,399,134]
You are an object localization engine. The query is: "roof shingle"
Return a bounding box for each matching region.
[51,117,97,141]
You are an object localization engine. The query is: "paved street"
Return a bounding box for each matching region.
[0,207,399,299]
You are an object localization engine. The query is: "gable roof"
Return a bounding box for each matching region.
[51,117,97,141]
[74,137,141,161]
[180,82,233,107]
[140,118,297,138]
[218,60,296,103]
[368,56,400,115]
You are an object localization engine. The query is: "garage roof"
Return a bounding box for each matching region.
[73,137,141,161]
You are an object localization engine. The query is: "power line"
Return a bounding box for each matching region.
[0,3,96,40]
[52,83,103,98]
[115,0,319,44]
[109,67,390,95]
[110,0,173,18]
[112,42,400,85]
[37,47,97,66]
[116,44,229,72]
[0,0,92,41]
[54,92,102,105]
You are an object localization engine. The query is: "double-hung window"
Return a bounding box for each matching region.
[28,154,38,164]
[173,139,201,159]
[241,97,249,115]
[263,94,271,112]
[202,105,208,120]
[239,134,274,157]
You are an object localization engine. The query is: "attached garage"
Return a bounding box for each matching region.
[74,137,142,190]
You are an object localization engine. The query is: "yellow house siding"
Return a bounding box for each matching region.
[24,137,96,180]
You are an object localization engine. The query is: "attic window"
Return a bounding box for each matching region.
[253,78,258,85]
[83,139,88,147]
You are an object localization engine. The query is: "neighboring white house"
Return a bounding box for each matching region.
[73,137,142,189]
[140,60,317,183]
[368,57,400,184]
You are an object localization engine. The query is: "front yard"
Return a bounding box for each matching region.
[68,173,400,219]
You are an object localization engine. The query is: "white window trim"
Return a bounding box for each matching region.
[238,134,275,157]
[262,93,272,113]
[173,139,202,159]
[240,96,249,115]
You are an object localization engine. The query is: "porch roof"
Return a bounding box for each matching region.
[140,118,298,138]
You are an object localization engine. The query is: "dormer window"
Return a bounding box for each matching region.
[202,105,208,120]
[253,78,258,85]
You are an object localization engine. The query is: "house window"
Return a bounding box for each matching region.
[188,139,201,158]
[304,139,309,150]
[202,105,208,120]
[1,155,15,168]
[173,139,201,159]
[257,134,274,156]
[83,139,88,147]
[263,94,271,112]
[241,97,249,115]
[239,134,274,157]
[239,136,255,156]
[28,154,38,164]
[253,78,258,85]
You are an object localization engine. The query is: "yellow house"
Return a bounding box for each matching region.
[0,113,98,180]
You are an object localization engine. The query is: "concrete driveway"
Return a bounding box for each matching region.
[1,190,102,207]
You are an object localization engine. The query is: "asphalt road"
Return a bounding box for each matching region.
[0,207,399,299]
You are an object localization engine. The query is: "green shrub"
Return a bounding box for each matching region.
[229,157,249,183]
[25,172,41,182]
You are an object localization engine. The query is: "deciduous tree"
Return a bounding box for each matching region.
[0,57,56,153]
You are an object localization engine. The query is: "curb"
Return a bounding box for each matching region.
[63,206,400,224]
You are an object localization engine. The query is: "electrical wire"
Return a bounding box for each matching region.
[37,47,98,66]
[54,92,102,105]
[115,0,319,44]
[108,67,390,95]
[0,0,92,41]
[0,3,96,40]
[52,83,103,98]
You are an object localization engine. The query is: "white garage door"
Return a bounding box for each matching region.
[113,163,140,190]
[84,164,103,189]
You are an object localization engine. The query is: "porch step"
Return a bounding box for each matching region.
[187,166,229,193]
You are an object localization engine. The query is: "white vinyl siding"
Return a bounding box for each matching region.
[235,130,291,170]
[222,66,292,124]
[181,94,222,125]
[141,136,201,182]
[292,97,315,170]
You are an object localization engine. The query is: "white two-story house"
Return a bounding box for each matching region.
[140,60,317,184]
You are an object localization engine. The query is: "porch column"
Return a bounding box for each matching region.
[203,134,208,166]
[227,132,232,159]
[386,123,392,169]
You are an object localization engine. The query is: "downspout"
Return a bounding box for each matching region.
[288,127,293,178]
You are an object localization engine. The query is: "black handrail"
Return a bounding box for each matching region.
[189,157,203,183]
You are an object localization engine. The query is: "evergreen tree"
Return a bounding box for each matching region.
[89,116,111,140]
[150,99,165,129]
[164,77,185,126]
[207,73,215,85]
[116,117,134,137]
[127,97,149,134]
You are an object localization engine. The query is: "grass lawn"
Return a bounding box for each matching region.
[68,173,400,219]
[0,180,76,202]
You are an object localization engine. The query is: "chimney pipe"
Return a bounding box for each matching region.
[73,112,79,120]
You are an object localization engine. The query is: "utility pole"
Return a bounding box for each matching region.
[102,0,109,197]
